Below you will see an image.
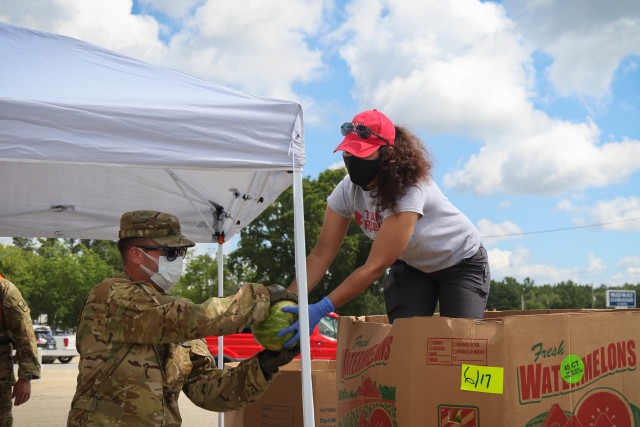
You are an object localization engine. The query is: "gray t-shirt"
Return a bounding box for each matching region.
[327,175,481,273]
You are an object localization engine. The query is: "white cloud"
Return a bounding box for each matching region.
[556,200,574,213]
[332,0,640,196]
[557,196,640,231]
[445,119,640,195]
[590,255,640,286]
[2,0,166,62]
[503,0,640,99]
[2,0,328,100]
[485,247,511,272]
[618,256,640,276]
[586,253,606,274]
[160,0,327,99]
[488,246,640,286]
[4,0,640,196]
[335,0,534,137]
[589,196,640,231]
[498,200,512,209]
[477,219,522,245]
[487,245,576,284]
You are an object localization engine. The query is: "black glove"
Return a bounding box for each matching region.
[266,284,298,305]
[258,347,301,379]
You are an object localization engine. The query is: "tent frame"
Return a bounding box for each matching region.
[0,22,317,427]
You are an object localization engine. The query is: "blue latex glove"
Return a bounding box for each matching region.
[278,296,335,349]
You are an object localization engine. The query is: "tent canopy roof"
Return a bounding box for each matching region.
[0,23,304,242]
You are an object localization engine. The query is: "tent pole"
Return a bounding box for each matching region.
[293,169,314,427]
[217,241,225,427]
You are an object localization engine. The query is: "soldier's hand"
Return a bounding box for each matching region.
[265,284,298,305]
[12,379,31,406]
[258,346,301,379]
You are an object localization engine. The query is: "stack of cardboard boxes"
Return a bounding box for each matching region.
[225,359,337,427]
[337,309,640,426]
[225,309,640,426]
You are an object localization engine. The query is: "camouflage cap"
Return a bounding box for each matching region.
[118,210,196,247]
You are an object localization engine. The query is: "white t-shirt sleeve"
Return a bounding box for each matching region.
[327,175,354,218]
[381,183,426,219]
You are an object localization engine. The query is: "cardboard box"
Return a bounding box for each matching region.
[226,359,337,427]
[337,310,640,426]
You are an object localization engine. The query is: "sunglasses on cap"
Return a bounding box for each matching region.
[137,246,188,261]
[341,122,391,145]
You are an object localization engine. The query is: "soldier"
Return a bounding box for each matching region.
[67,210,299,426]
[0,274,41,427]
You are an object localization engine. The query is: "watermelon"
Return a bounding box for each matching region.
[252,300,298,351]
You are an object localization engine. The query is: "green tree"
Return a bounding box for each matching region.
[520,277,543,309]
[0,244,40,301]
[548,280,593,309]
[1,239,115,330]
[70,239,122,271]
[11,237,37,251]
[593,284,608,308]
[172,253,240,303]
[34,240,115,329]
[486,277,522,310]
[63,244,115,328]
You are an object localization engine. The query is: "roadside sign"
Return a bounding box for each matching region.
[606,290,637,308]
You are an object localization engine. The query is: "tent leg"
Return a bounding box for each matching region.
[293,170,315,427]
[217,242,225,427]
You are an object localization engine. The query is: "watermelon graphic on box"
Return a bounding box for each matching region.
[438,405,479,427]
[338,376,397,427]
[525,388,640,427]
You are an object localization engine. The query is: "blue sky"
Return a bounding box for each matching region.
[2,0,639,287]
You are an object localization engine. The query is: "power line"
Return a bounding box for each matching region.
[482,216,640,239]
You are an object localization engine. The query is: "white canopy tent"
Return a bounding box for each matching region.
[0,22,316,426]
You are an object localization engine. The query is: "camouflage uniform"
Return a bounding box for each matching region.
[0,277,41,427]
[67,211,273,426]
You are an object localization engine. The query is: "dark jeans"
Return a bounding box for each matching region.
[383,245,490,323]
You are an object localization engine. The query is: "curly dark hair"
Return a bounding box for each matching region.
[371,125,432,213]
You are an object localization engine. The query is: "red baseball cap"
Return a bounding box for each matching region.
[334,109,396,158]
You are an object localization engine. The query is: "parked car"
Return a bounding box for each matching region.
[34,325,57,364]
[29,325,79,364]
[206,312,339,363]
[51,329,78,363]
[9,325,78,365]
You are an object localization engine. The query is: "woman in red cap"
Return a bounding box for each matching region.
[281,110,490,345]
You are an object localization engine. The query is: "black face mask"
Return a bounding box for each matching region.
[343,155,381,190]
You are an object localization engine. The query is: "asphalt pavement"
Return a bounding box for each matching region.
[12,359,221,426]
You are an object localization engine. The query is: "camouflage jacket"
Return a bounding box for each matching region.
[0,277,40,385]
[67,275,272,426]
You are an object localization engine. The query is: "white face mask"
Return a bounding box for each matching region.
[139,250,184,292]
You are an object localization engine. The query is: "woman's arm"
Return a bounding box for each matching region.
[327,211,419,308]
[289,206,350,295]
[279,209,419,348]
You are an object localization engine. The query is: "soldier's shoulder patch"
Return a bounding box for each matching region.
[17,299,28,312]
